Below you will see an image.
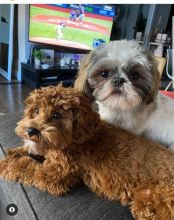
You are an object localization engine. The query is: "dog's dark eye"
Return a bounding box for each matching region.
[132,72,139,80]
[52,113,62,120]
[35,108,39,114]
[100,71,109,79]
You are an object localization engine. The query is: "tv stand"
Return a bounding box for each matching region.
[21,63,78,88]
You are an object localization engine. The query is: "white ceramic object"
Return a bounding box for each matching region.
[41,63,49,69]
[34,58,41,66]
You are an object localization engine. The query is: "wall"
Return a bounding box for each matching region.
[17,4,31,81]
[110,5,128,40]
[0,5,14,81]
[111,4,171,43]
[141,4,150,19]
[143,4,172,48]
[111,4,148,41]
[153,4,171,31]
[124,4,140,40]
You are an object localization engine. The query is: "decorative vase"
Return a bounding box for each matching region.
[34,58,41,67]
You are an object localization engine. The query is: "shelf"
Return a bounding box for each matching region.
[21,62,78,89]
[149,42,171,47]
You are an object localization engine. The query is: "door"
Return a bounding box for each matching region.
[0,5,14,81]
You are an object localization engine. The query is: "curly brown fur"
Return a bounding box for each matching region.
[0,86,174,220]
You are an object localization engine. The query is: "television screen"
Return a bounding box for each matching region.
[29,4,116,51]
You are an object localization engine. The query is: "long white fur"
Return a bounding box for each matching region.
[86,40,174,150]
[98,93,174,149]
[24,140,38,154]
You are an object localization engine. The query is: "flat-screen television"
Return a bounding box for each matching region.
[29,4,116,51]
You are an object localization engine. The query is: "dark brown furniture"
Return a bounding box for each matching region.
[21,63,78,88]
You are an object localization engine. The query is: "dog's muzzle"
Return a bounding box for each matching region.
[112,77,125,87]
[27,127,40,137]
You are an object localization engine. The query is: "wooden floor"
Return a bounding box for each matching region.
[0,75,20,85]
[0,74,8,83]
[0,83,32,114]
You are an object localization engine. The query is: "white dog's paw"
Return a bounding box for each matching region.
[168,143,174,152]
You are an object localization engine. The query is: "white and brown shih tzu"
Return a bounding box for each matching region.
[75,40,174,150]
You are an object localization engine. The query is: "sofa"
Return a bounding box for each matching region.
[0,112,134,220]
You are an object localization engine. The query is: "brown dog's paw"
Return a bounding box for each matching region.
[131,187,156,220]
[7,146,28,157]
[0,159,8,175]
[0,155,36,181]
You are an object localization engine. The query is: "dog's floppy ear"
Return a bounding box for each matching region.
[74,53,94,101]
[75,43,107,101]
[71,95,100,144]
[144,52,161,104]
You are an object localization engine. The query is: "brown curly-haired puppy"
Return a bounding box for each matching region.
[0,86,174,220]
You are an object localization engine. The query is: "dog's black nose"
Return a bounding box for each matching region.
[27,127,40,136]
[112,77,125,86]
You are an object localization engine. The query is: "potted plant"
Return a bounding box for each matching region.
[33,49,43,66]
